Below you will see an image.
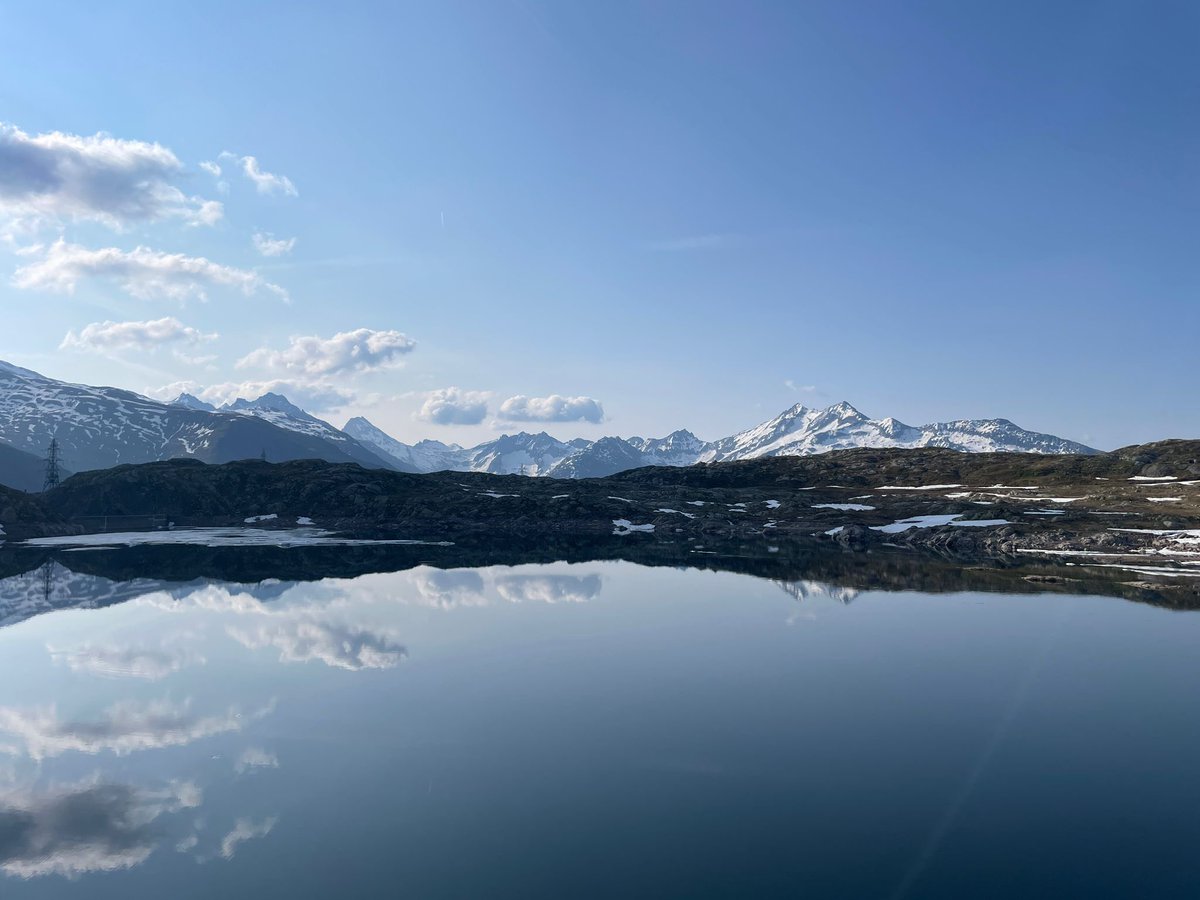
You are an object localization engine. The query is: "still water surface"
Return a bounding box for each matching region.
[0,559,1197,898]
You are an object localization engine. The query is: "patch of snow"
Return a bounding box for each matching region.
[685,501,706,507]
[1129,476,1178,481]
[612,518,654,535]
[244,514,278,524]
[765,500,781,509]
[878,484,964,491]
[825,526,845,536]
[607,496,633,503]
[1148,497,1183,503]
[812,503,876,511]
[656,508,696,519]
[296,516,315,526]
[480,491,518,499]
[872,514,1009,533]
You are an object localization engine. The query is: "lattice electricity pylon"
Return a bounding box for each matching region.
[43,438,62,491]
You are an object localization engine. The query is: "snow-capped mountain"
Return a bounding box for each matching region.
[699,401,1096,461]
[170,392,216,412]
[347,401,1096,479]
[0,359,403,477]
[344,417,581,475]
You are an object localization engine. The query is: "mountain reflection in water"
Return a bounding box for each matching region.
[0,545,1197,898]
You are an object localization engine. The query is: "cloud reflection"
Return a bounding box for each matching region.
[0,779,200,879]
[0,699,268,761]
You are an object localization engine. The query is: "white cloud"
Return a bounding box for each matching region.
[237,328,415,377]
[784,380,817,393]
[0,698,260,761]
[199,160,221,177]
[497,394,604,424]
[0,122,222,229]
[60,317,216,353]
[14,239,288,302]
[416,387,489,425]
[221,152,297,197]
[252,232,296,257]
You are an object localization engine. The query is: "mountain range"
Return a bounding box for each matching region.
[0,358,1097,491]
[344,399,1097,478]
[0,360,406,483]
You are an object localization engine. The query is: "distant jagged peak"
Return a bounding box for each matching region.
[169,392,216,412]
[225,392,314,420]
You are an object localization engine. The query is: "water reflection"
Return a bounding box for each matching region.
[0,699,271,760]
[0,779,201,879]
[0,551,1196,895]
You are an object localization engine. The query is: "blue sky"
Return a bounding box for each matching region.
[0,0,1195,450]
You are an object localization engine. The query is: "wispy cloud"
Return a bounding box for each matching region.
[221,152,297,197]
[15,239,287,303]
[252,232,296,257]
[61,317,216,353]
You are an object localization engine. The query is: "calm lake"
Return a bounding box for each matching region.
[0,553,1198,898]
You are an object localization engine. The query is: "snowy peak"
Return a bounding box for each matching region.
[225,392,314,421]
[351,400,1094,480]
[706,402,1095,461]
[170,392,216,412]
[0,360,400,473]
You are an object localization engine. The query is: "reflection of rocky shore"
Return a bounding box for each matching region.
[0,532,1194,634]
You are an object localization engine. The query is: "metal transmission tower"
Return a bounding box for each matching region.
[43,438,62,491]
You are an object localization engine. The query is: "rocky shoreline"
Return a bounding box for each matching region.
[2,441,1197,596]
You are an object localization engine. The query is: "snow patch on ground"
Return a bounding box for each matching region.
[878,484,964,491]
[872,515,1010,534]
[244,514,278,524]
[612,519,654,535]
[812,503,876,511]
